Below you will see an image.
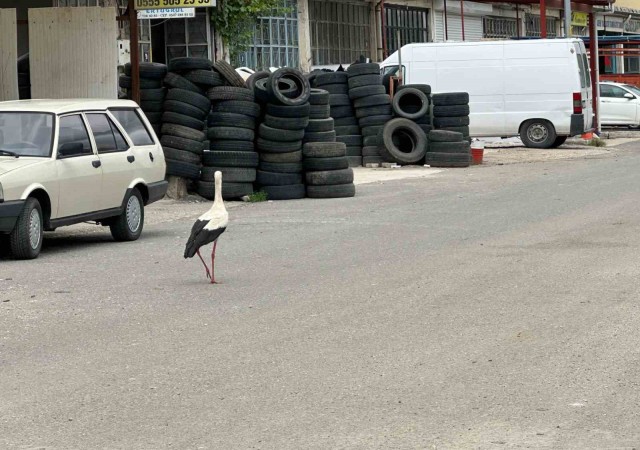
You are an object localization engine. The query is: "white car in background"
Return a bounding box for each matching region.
[0,99,167,259]
[599,81,640,127]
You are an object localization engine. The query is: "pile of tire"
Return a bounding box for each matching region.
[347,63,392,167]
[252,68,311,200]
[425,130,471,168]
[303,142,356,199]
[312,72,361,167]
[120,62,168,136]
[432,92,471,143]
[200,60,259,200]
[160,57,213,183]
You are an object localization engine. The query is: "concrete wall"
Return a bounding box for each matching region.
[2,0,53,57]
[0,9,19,101]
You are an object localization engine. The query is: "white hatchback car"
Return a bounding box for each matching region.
[599,81,640,127]
[0,99,167,259]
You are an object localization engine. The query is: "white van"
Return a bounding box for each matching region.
[381,39,593,148]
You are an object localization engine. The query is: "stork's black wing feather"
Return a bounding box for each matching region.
[184,220,209,258]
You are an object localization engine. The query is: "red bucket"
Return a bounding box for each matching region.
[470,144,484,165]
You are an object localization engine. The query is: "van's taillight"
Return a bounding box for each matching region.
[573,92,583,114]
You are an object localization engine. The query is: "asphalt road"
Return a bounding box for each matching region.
[2,145,640,449]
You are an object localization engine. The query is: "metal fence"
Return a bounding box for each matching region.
[483,16,517,39]
[385,5,429,55]
[525,14,558,38]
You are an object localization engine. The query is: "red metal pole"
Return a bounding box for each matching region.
[589,12,599,131]
[540,0,547,38]
[380,0,388,58]
[461,0,465,41]
[516,5,520,38]
[444,0,449,41]
[128,0,140,104]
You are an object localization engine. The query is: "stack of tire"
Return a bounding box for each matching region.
[303,142,356,199]
[200,60,260,200]
[254,68,311,200]
[432,92,471,143]
[347,63,392,167]
[312,72,361,167]
[393,84,433,136]
[425,130,471,168]
[304,88,335,144]
[160,58,212,183]
[120,62,168,136]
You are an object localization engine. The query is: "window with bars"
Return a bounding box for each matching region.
[525,14,558,38]
[235,0,299,70]
[385,5,429,55]
[483,16,517,39]
[310,0,371,66]
[55,0,123,6]
[165,11,211,60]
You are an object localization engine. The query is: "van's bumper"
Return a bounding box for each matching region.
[570,114,586,136]
[0,200,25,233]
[147,180,168,204]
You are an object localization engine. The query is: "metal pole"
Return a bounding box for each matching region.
[444,0,449,41]
[516,5,520,38]
[128,0,140,104]
[461,0,465,41]
[397,30,402,86]
[564,0,572,37]
[381,0,388,58]
[589,12,600,132]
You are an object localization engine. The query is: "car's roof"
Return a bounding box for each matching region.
[0,99,139,114]
[600,81,628,85]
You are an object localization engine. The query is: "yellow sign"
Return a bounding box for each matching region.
[571,12,588,27]
[134,0,215,10]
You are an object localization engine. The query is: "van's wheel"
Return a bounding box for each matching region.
[110,189,144,242]
[9,197,43,260]
[520,120,557,148]
[551,136,568,148]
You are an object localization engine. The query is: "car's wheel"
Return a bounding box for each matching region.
[520,120,557,149]
[110,189,144,242]
[9,197,43,260]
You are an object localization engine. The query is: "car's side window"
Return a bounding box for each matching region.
[57,115,93,158]
[601,85,629,99]
[109,109,155,146]
[86,113,129,153]
[600,85,613,98]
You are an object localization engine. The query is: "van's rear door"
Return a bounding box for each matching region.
[574,41,594,131]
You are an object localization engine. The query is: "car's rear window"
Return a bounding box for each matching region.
[109,109,155,146]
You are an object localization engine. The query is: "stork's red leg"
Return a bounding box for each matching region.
[210,240,218,284]
[197,249,211,279]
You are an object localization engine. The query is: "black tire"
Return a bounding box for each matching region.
[125,62,168,79]
[166,159,201,179]
[433,105,470,117]
[202,151,258,167]
[162,123,206,141]
[267,67,311,106]
[140,101,163,112]
[213,60,246,88]
[197,181,254,200]
[329,94,351,107]
[438,126,470,136]
[257,170,303,186]
[164,99,207,120]
[392,88,430,120]
[355,105,392,119]
[348,74,382,89]
[306,168,353,186]
[378,118,428,165]
[433,116,470,127]
[303,141,346,158]
[336,135,362,146]
[432,92,469,106]
[212,100,261,118]
[140,88,167,101]
[266,103,310,118]
[309,88,330,105]
[347,63,380,77]
[335,125,360,135]
[354,94,391,109]
[264,114,309,130]
[425,152,471,167]
[304,131,336,143]
[202,166,256,183]
[257,77,298,103]
[208,112,256,130]
[109,188,144,242]
[363,136,380,147]
[306,183,355,199]
[358,114,392,127]
[184,69,224,88]
[315,72,349,85]
[330,106,355,119]
[9,197,43,259]
[310,104,331,119]
[397,84,432,95]
[207,86,255,102]
[260,151,302,163]
[363,156,384,165]
[169,57,212,72]
[419,124,434,135]
[303,156,349,171]
[259,124,305,142]
[320,84,349,95]
[334,116,358,126]
[246,70,270,91]
[306,118,335,132]
[119,75,162,89]
[163,72,203,94]
[162,112,205,130]
[347,156,362,167]
[262,184,306,200]
[209,140,255,152]
[208,127,255,141]
[162,147,201,164]
[362,146,380,157]
[361,125,384,137]
[551,135,568,148]
[349,84,386,100]
[257,138,302,153]
[429,130,465,142]
[144,112,162,123]
[429,141,471,154]
[161,135,203,154]
[259,161,303,173]
[520,119,557,149]
[345,146,362,156]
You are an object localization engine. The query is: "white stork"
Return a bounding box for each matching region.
[184,171,228,284]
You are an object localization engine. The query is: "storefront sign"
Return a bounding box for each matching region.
[134,0,215,10]
[596,17,624,32]
[571,12,588,27]
[625,19,640,33]
[138,8,195,19]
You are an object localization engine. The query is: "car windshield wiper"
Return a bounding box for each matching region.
[0,149,19,158]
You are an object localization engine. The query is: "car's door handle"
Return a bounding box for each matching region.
[149,152,154,162]
[92,160,101,168]
[127,155,135,163]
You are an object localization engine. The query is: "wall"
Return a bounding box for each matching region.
[2,0,53,57]
[0,8,19,101]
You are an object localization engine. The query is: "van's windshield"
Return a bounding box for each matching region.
[0,112,54,157]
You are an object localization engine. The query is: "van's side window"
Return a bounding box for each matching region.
[600,85,629,98]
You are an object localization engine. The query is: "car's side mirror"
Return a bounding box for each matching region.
[57,142,83,158]
[624,92,635,100]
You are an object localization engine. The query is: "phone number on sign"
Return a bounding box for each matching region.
[135,0,213,9]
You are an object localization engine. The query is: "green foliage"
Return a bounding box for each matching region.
[211,0,289,61]
[246,190,269,202]
[587,138,606,147]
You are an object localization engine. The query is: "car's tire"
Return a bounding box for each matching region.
[161,111,204,130]
[551,135,568,148]
[309,88,330,105]
[266,103,310,118]
[335,125,360,135]
[362,156,384,165]
[259,124,305,142]
[429,141,471,153]
[347,63,380,77]
[161,135,203,154]
[361,125,384,137]
[348,74,382,89]
[202,166,256,183]
[110,188,144,242]
[257,170,303,186]
[306,118,335,132]
[169,57,212,72]
[433,116,470,127]
[397,84,432,95]
[213,60,246,88]
[303,141,347,158]
[520,119,557,149]
[304,131,336,143]
[354,94,391,109]
[165,159,201,179]
[202,151,258,167]
[310,104,331,119]
[258,161,303,173]
[125,62,168,79]
[119,75,162,90]
[425,152,471,167]
[432,92,469,106]
[163,72,203,94]
[257,138,302,153]
[315,72,349,85]
[162,147,202,164]
[261,184,306,200]
[212,100,261,118]
[358,114,392,128]
[347,156,362,167]
[355,104,393,119]
[140,101,163,112]
[208,112,255,130]
[334,116,358,126]
[140,88,167,101]
[363,136,380,147]
[164,99,207,120]
[429,130,465,142]
[303,156,349,171]
[246,70,270,91]
[207,127,255,141]
[317,83,349,95]
[392,88,430,120]
[433,105,470,117]
[306,183,356,198]
[161,123,205,141]
[349,84,386,100]
[362,146,380,157]
[197,181,254,200]
[267,67,311,106]
[329,94,351,107]
[207,86,255,102]
[378,118,428,165]
[9,197,43,259]
[259,150,302,163]
[305,168,353,186]
[166,88,211,113]
[330,106,355,119]
[209,140,255,152]
[184,69,224,88]
[263,114,309,130]
[336,135,362,147]
[345,146,362,156]
[257,77,298,103]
